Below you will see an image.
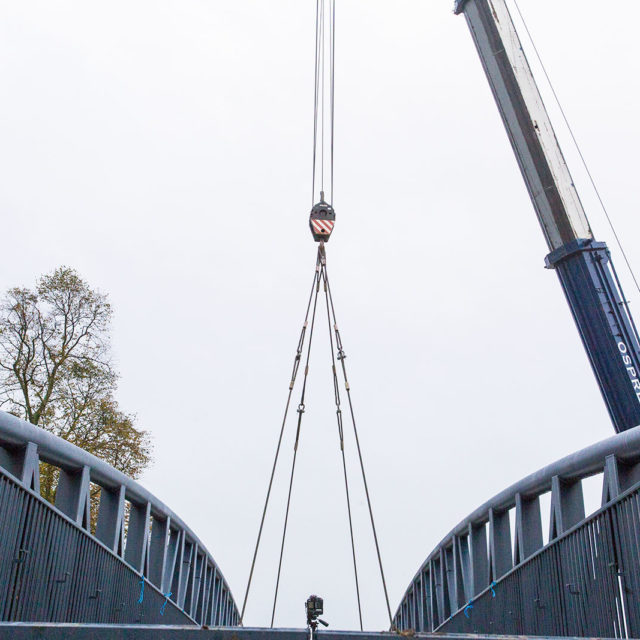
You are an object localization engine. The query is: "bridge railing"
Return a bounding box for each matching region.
[0,410,239,626]
[393,425,640,637]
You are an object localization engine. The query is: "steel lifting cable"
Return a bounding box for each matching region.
[511,0,640,296]
[322,257,395,629]
[268,245,391,630]
[312,0,336,206]
[245,0,386,628]
[270,250,323,628]
[320,0,325,194]
[311,0,321,206]
[329,0,335,204]
[240,260,321,624]
[319,249,363,631]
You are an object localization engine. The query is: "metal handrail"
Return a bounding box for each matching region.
[0,409,239,626]
[0,410,208,547]
[394,424,640,630]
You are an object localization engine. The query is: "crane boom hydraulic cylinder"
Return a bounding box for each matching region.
[455,0,640,432]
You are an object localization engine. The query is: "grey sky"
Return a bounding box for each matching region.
[1,0,639,631]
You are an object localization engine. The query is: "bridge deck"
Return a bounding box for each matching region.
[0,625,616,640]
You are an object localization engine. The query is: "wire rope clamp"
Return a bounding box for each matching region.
[309,192,335,242]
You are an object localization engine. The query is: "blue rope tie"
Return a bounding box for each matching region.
[138,578,144,604]
[160,592,172,615]
[490,580,497,598]
[464,601,473,618]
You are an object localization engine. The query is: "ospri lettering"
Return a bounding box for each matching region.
[618,341,640,404]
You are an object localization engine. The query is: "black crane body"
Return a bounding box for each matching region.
[455,0,640,433]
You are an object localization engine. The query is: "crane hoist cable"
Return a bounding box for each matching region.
[241,0,393,629]
[311,0,336,207]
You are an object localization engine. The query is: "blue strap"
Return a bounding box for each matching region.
[490,580,497,598]
[464,601,473,618]
[160,592,172,615]
[138,578,144,604]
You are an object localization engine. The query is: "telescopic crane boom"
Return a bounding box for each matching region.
[455,0,640,432]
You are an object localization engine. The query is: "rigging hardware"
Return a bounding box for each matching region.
[242,0,391,629]
[242,244,392,631]
[310,192,336,242]
[312,0,336,207]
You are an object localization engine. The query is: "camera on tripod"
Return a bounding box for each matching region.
[305,595,328,631]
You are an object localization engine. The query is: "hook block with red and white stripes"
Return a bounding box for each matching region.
[309,195,335,242]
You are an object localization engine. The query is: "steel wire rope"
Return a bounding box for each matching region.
[329,0,335,205]
[319,258,363,630]
[320,0,325,195]
[311,0,321,206]
[511,0,640,296]
[322,258,394,628]
[240,261,321,624]
[270,248,323,628]
[311,0,336,205]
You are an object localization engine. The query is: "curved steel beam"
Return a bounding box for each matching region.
[0,410,239,626]
[394,425,640,633]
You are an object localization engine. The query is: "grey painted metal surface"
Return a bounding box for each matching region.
[452,0,640,434]
[0,625,618,640]
[454,0,591,251]
[0,410,239,626]
[393,426,640,637]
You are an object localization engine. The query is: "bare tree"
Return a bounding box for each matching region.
[0,267,152,508]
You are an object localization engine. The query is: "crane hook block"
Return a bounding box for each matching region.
[309,196,335,242]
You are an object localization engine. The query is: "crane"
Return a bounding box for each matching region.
[455,0,640,433]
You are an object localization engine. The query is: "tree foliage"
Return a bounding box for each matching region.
[0,267,152,505]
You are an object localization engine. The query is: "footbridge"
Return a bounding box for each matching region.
[2,0,640,627]
[0,411,238,628]
[0,627,611,640]
[394,426,640,638]
[1,409,639,638]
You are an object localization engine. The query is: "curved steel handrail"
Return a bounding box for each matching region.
[0,411,212,550]
[0,410,239,626]
[394,424,640,629]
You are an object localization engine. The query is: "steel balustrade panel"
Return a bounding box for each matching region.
[571,523,594,634]
[0,470,193,625]
[395,426,640,637]
[50,517,76,621]
[545,546,566,636]
[422,568,431,631]
[559,527,580,635]
[0,411,239,626]
[0,477,28,619]
[611,492,640,634]
[430,495,638,637]
[12,497,54,621]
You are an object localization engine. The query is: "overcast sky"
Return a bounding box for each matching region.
[1,0,640,631]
